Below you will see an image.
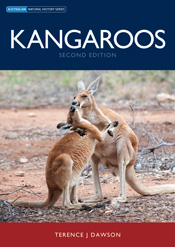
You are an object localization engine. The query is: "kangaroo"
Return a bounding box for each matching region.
[71,77,175,205]
[13,105,118,209]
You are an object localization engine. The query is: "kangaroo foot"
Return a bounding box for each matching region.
[117,195,127,202]
[111,196,127,208]
[79,195,103,203]
[62,202,96,210]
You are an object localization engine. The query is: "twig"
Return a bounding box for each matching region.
[140,142,175,154]
[0,184,41,198]
[129,105,175,171]
[0,199,15,216]
[21,188,42,198]
[0,185,28,196]
[136,126,164,145]
[11,196,21,203]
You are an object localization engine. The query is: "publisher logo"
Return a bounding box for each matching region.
[6,6,27,13]
[6,6,67,13]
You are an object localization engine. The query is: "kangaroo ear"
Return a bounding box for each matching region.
[87,76,100,94]
[77,80,85,91]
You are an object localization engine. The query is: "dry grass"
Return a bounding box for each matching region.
[0,70,175,106]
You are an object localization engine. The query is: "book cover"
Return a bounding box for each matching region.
[0,0,175,246]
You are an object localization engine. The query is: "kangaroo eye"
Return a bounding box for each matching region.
[81,95,87,98]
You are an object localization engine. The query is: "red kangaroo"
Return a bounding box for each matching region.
[72,77,175,205]
[13,105,118,209]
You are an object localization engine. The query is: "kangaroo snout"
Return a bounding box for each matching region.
[69,105,78,112]
[107,121,119,129]
[107,130,113,137]
[113,121,119,127]
[72,101,80,107]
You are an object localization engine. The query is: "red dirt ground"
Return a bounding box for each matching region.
[0,108,175,222]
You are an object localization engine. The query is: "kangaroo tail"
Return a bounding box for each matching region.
[13,188,62,208]
[126,165,175,196]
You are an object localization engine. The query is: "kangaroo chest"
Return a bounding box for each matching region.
[83,111,100,125]
[94,138,118,167]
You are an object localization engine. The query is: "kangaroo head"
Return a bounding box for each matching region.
[72,76,100,108]
[67,105,81,126]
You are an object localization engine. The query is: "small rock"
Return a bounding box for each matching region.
[7,133,19,139]
[28,112,36,117]
[105,210,113,214]
[136,163,142,169]
[105,206,111,211]
[14,171,25,177]
[25,143,31,147]
[105,207,113,214]
[19,157,28,164]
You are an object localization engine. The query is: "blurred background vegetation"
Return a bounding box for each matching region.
[0,70,175,108]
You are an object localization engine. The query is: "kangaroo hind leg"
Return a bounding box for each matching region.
[112,142,130,206]
[80,154,103,203]
[47,153,73,208]
[112,140,137,206]
[111,159,127,206]
[118,160,127,202]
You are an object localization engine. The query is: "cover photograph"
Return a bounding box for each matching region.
[0,1,175,246]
